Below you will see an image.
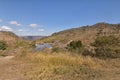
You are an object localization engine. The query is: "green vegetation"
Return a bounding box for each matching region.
[91,36,120,58]
[36,23,120,52]
[0,40,7,50]
[52,46,60,52]
[66,40,84,54]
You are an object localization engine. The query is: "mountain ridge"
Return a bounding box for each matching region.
[20,36,45,41]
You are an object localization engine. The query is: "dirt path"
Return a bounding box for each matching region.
[0,56,14,60]
[0,56,31,80]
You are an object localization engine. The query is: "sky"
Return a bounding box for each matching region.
[0,0,120,36]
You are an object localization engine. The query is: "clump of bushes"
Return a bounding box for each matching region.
[91,36,120,58]
[66,36,120,59]
[66,40,84,54]
[0,40,7,50]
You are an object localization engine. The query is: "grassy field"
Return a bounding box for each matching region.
[12,52,120,80]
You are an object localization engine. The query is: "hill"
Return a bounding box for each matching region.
[21,36,45,41]
[37,23,120,49]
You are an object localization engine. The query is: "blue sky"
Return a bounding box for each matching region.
[0,0,120,36]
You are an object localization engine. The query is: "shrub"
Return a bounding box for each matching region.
[92,36,118,47]
[52,46,60,53]
[91,36,120,58]
[0,40,7,50]
[66,40,84,54]
[82,49,93,56]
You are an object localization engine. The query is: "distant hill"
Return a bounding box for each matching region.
[36,22,120,49]
[21,36,45,40]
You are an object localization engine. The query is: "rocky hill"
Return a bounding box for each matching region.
[37,23,120,49]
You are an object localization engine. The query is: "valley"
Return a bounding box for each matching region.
[0,23,120,80]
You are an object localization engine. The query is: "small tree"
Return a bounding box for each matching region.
[0,41,7,50]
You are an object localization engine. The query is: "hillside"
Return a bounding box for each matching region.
[0,31,18,41]
[37,23,120,49]
[0,31,31,55]
[0,31,19,47]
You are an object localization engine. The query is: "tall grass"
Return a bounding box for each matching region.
[19,52,103,80]
[31,53,100,67]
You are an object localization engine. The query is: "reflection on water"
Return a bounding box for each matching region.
[35,43,52,50]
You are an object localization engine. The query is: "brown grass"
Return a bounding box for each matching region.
[0,51,120,80]
[18,52,105,80]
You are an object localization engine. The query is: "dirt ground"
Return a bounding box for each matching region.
[0,56,33,80]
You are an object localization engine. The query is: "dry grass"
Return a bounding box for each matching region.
[30,52,100,68]
[18,52,104,80]
[0,51,120,80]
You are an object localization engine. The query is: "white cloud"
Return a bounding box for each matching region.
[9,21,21,26]
[0,25,13,31]
[18,29,26,32]
[38,29,44,32]
[0,19,3,22]
[29,24,38,28]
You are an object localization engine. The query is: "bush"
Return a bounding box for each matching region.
[91,36,120,58]
[0,40,7,50]
[66,40,84,54]
[82,49,93,56]
[52,46,59,53]
[92,36,118,47]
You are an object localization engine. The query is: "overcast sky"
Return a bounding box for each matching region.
[0,0,120,36]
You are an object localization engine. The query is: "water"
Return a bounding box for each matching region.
[35,43,52,50]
